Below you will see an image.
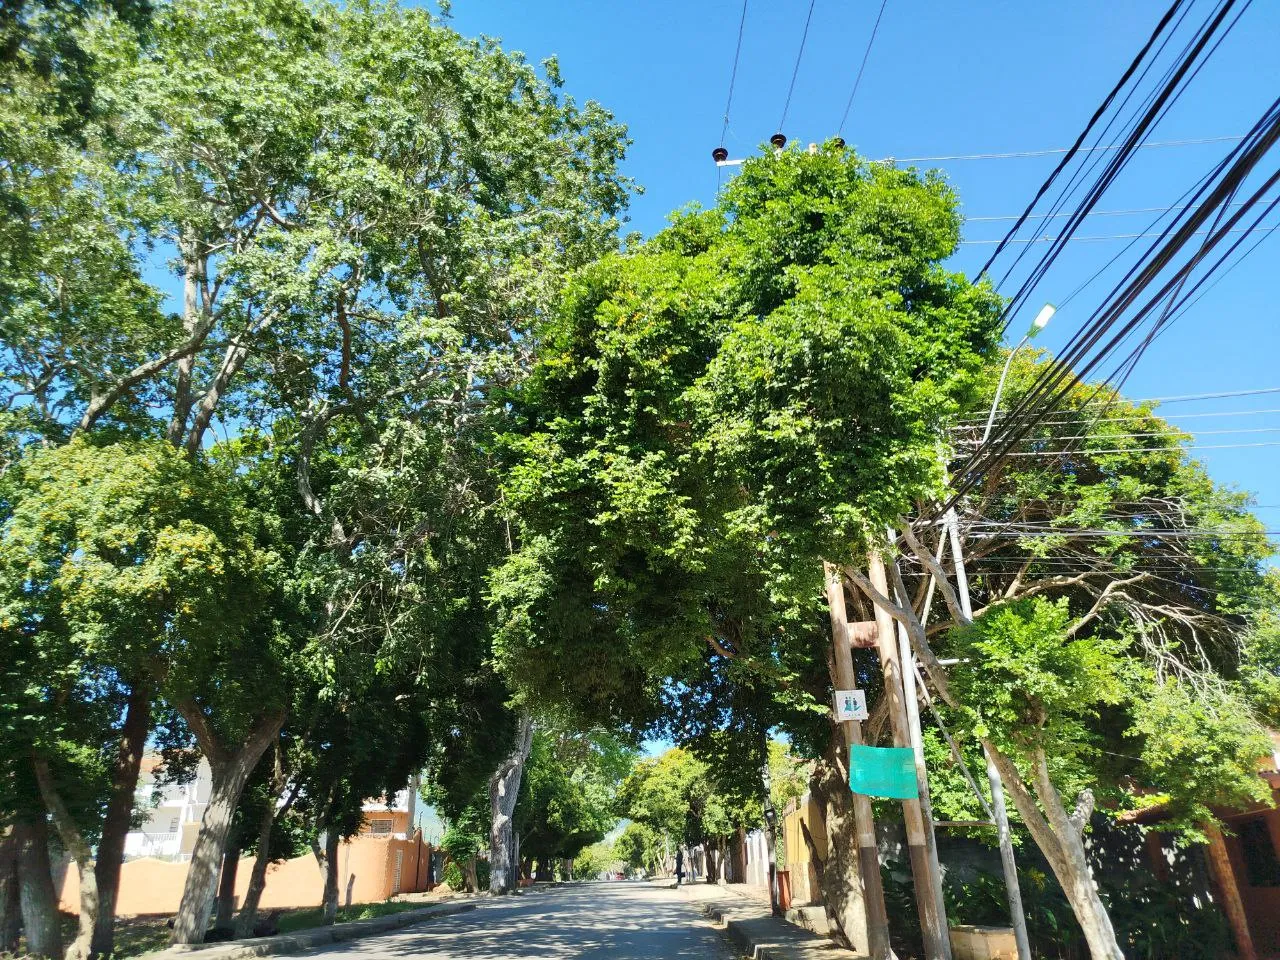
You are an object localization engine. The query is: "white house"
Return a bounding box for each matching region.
[122,756,212,860]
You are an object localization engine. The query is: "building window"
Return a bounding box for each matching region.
[368,819,394,836]
[1239,818,1280,887]
[169,817,180,833]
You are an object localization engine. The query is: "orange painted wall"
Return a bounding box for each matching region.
[58,834,433,917]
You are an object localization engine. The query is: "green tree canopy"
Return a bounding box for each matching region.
[514,727,634,867]
[492,144,1001,732]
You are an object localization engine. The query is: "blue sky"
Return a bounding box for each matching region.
[442,0,1280,524]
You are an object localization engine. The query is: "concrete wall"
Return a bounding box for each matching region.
[58,834,433,917]
[742,829,770,890]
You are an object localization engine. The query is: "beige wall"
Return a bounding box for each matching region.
[781,795,825,906]
[58,834,433,917]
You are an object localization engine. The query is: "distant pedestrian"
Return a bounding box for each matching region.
[675,848,685,885]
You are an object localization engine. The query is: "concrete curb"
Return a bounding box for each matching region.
[147,901,478,960]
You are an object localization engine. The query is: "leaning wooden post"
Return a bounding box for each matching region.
[944,510,1033,960]
[868,550,952,960]
[824,563,891,960]
[889,546,952,956]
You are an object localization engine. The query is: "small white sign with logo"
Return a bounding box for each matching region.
[834,689,868,722]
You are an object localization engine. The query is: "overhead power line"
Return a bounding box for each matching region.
[778,0,817,131]
[711,134,1244,169]
[971,0,1253,323]
[837,0,891,135]
[995,441,1280,457]
[953,408,1280,428]
[956,426,1280,442]
[894,135,1244,164]
[968,531,1276,541]
[719,0,749,146]
[965,201,1249,223]
[953,386,1280,421]
[959,224,1273,245]
[1146,385,1280,405]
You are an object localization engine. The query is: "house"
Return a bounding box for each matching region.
[58,758,436,917]
[1130,741,1280,960]
[122,755,212,860]
[360,788,413,839]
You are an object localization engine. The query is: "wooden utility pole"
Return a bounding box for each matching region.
[1204,823,1258,960]
[868,551,951,960]
[890,554,952,955]
[824,563,892,960]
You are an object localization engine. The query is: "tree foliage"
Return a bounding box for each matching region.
[493,144,1002,733]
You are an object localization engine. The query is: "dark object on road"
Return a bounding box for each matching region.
[675,848,685,885]
[252,910,283,938]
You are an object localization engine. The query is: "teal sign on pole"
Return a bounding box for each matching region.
[849,745,918,800]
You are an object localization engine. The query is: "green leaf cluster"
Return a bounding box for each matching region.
[493,143,1002,731]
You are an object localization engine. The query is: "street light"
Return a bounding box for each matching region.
[981,303,1055,443]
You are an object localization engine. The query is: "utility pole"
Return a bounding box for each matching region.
[868,551,951,960]
[888,545,952,957]
[824,563,891,960]
[944,512,1033,960]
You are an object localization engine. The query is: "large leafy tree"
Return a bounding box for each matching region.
[869,359,1278,959]
[3,0,633,926]
[492,145,999,948]
[514,728,634,876]
[0,438,282,960]
[1,0,631,947]
[492,144,1000,733]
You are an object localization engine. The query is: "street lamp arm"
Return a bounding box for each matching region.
[982,333,1031,444]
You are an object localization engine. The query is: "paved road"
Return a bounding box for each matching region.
[303,882,738,959]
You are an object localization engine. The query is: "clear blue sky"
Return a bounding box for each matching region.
[441,0,1280,524]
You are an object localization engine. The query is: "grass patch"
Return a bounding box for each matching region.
[3,900,433,959]
[275,899,428,934]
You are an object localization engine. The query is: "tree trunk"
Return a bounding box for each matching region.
[1,827,22,954]
[731,826,747,884]
[169,711,283,946]
[462,856,478,894]
[510,831,522,889]
[13,816,62,959]
[702,841,718,883]
[31,757,96,960]
[91,683,151,960]
[488,714,533,894]
[811,746,871,955]
[986,743,1124,960]
[214,841,240,930]
[236,781,297,939]
[320,831,339,925]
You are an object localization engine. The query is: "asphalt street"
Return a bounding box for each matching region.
[298,882,738,959]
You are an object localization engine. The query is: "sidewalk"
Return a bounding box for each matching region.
[666,881,864,960]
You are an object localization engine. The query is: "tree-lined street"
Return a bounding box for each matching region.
[299,885,736,960]
[2,2,1278,960]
